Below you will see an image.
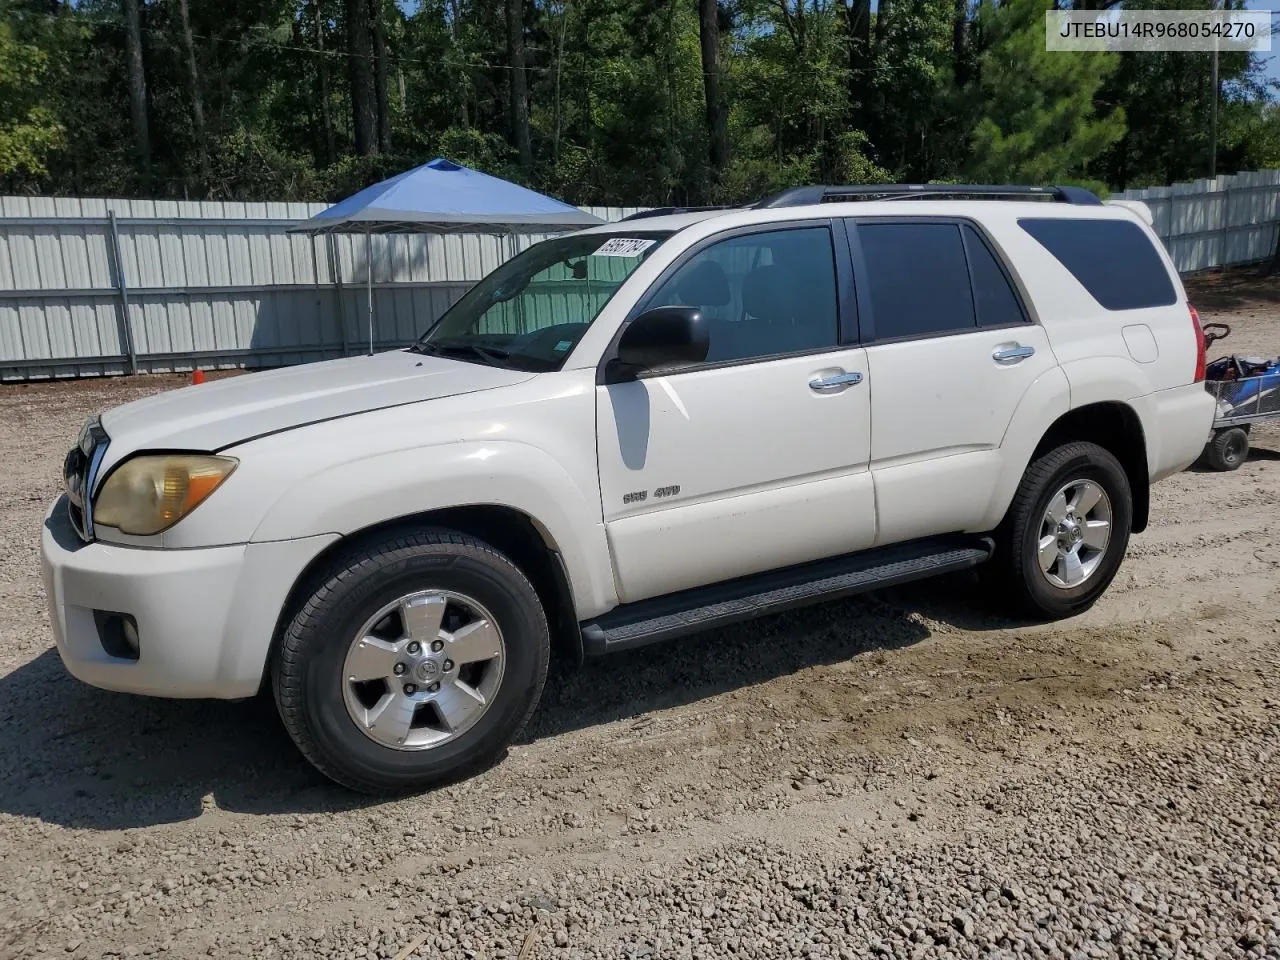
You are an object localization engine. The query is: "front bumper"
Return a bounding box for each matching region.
[40,497,336,699]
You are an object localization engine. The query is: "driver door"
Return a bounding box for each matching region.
[595,223,876,604]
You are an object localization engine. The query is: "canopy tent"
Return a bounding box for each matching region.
[291,158,604,352]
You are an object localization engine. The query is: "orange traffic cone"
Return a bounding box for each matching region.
[191,369,206,385]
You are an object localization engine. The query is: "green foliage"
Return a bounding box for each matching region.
[1094,0,1270,188]
[967,0,1124,184]
[714,130,888,202]
[867,0,967,179]
[0,0,1276,203]
[1227,103,1280,172]
[0,17,64,182]
[206,128,321,202]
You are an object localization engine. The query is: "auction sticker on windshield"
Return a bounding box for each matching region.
[595,237,657,257]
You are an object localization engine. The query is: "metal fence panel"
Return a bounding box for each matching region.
[11,181,1280,380]
[1113,168,1280,274]
[0,198,648,380]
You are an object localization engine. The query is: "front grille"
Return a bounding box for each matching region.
[63,418,109,542]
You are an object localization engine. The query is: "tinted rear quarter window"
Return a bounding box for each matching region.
[962,225,1027,328]
[1018,217,1176,311]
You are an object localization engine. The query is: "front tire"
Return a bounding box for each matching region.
[992,442,1133,620]
[272,527,550,795]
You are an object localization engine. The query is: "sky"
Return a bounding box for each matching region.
[1245,1,1280,84]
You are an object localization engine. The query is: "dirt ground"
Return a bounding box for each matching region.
[0,273,1277,959]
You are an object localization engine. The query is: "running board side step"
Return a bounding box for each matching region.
[580,535,994,656]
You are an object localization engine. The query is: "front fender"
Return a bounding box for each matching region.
[250,440,618,619]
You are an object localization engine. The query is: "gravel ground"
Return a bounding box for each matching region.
[1,274,1278,960]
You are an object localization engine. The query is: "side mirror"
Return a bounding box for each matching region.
[608,306,709,381]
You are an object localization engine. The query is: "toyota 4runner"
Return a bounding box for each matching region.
[41,184,1216,793]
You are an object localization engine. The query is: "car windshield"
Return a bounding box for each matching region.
[412,230,673,371]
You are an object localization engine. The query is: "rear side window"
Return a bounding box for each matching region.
[962,225,1026,328]
[858,222,975,338]
[1019,217,1177,311]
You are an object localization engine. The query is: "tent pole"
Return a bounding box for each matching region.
[366,228,374,356]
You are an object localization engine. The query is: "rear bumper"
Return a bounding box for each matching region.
[40,496,336,699]
[1133,382,1217,483]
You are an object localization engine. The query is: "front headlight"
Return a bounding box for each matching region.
[94,454,238,536]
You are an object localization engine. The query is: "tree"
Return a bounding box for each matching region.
[1094,0,1262,188]
[346,0,378,154]
[505,0,532,169]
[698,0,728,177]
[546,0,570,164]
[842,0,871,126]
[445,0,471,128]
[861,0,966,180]
[966,0,1124,186]
[120,0,152,186]
[3,0,1277,205]
[175,0,209,188]
[312,0,337,164]
[370,0,392,153]
[0,18,63,183]
[729,0,875,191]
[950,0,970,85]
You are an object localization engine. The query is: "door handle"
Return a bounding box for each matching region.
[992,343,1035,365]
[809,371,863,392]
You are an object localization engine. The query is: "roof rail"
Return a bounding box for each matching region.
[754,184,1102,208]
[618,205,735,222]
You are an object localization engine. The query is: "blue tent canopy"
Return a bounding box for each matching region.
[297,157,603,234]
[290,159,604,355]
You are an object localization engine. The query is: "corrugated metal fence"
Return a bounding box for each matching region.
[1112,168,1280,274]
[0,197,644,381]
[5,173,1280,380]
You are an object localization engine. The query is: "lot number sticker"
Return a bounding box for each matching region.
[595,237,656,258]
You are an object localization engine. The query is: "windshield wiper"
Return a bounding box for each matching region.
[411,340,512,366]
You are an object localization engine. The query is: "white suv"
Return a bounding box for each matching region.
[41,184,1215,793]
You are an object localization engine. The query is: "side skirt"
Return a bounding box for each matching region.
[580,534,994,656]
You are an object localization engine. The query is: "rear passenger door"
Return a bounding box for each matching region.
[847,218,1058,547]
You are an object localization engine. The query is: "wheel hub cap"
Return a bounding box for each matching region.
[1037,479,1113,590]
[413,659,440,683]
[340,590,506,752]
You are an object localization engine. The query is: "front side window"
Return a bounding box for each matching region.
[416,231,671,371]
[858,222,975,339]
[644,226,840,364]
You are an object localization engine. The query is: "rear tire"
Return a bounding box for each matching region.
[1204,427,1248,471]
[272,527,550,795]
[990,442,1132,621]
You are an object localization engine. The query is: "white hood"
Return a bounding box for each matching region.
[98,351,535,470]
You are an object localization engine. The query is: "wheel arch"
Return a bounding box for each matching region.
[1029,401,1150,533]
[262,505,584,695]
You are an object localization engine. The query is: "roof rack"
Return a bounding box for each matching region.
[754,184,1102,208]
[618,205,735,222]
